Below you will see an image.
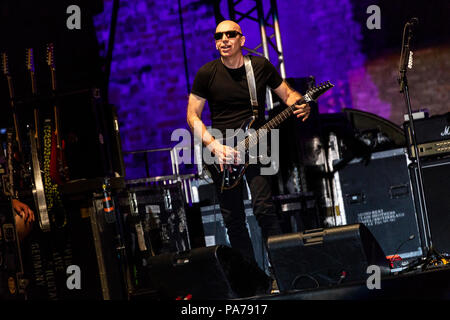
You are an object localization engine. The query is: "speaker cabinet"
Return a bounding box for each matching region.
[267,224,390,292]
[410,157,450,254]
[336,148,423,259]
[145,245,271,300]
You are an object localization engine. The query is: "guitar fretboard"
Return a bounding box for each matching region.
[238,97,305,150]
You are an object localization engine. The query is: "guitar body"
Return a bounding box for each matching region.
[207,116,256,191]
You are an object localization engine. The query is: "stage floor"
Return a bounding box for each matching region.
[244,264,450,300]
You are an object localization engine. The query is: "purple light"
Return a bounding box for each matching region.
[93,0,395,178]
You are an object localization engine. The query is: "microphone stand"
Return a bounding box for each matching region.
[398,19,432,256]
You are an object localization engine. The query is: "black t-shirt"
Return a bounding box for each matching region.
[191,55,283,132]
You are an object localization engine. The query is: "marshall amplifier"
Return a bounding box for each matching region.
[404,112,450,159]
[409,157,450,255]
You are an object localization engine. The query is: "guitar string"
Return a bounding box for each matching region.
[234,82,331,152]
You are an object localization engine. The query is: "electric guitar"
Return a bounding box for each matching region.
[46,43,69,184]
[26,48,51,232]
[1,52,22,152]
[207,81,334,191]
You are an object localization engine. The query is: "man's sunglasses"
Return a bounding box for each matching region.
[214,30,242,40]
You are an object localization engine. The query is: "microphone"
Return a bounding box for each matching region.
[398,17,419,88]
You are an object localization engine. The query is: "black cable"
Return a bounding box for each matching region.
[392,235,415,259]
[388,234,417,272]
[400,244,449,274]
[422,246,448,271]
[290,274,320,291]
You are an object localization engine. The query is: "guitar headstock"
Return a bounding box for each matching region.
[46,43,55,70]
[1,52,9,76]
[26,48,35,72]
[304,81,334,102]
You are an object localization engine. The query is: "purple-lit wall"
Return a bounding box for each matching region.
[93,0,449,179]
[94,0,217,178]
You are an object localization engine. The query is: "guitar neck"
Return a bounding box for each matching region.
[261,98,305,131]
[28,69,41,148]
[49,68,63,149]
[30,71,38,96]
[239,97,306,150]
[235,81,334,151]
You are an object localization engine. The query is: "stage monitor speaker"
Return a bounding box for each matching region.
[410,157,450,254]
[267,224,390,292]
[145,245,271,300]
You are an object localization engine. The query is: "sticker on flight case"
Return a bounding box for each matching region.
[145,205,160,214]
[8,276,16,295]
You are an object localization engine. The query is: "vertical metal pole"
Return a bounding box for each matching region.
[255,0,274,110]
[227,0,236,21]
[256,0,270,60]
[271,0,286,79]
[178,0,191,94]
[144,152,150,178]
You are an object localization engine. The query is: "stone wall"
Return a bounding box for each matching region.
[93,0,449,178]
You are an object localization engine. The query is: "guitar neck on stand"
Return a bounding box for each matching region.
[25,47,51,233]
[26,48,41,153]
[47,43,62,150]
[2,52,22,153]
[46,43,69,183]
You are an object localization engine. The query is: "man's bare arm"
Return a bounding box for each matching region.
[186,93,214,147]
[273,80,311,121]
[186,93,237,164]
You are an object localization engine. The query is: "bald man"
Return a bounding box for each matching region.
[187,20,310,265]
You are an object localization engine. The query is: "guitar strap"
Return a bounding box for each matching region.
[244,55,259,119]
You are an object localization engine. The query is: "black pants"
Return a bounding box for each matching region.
[209,164,282,264]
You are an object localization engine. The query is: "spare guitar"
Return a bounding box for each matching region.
[46,43,69,184]
[1,52,22,153]
[207,81,334,191]
[26,48,51,232]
